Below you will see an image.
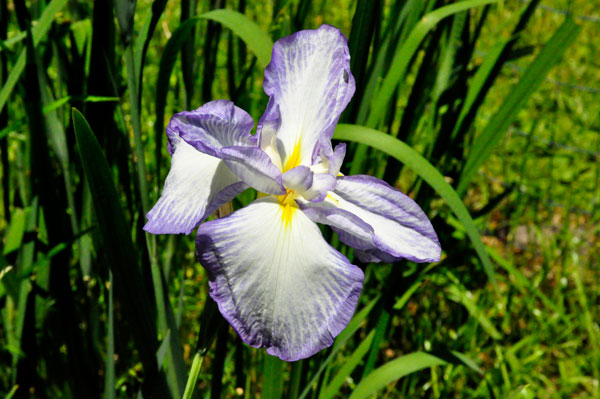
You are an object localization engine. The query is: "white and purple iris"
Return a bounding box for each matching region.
[145,25,441,361]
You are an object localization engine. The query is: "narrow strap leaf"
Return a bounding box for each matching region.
[457,17,580,195]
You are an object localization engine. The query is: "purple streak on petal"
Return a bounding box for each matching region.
[220,146,286,195]
[334,175,441,263]
[262,25,356,165]
[167,100,256,158]
[196,198,364,361]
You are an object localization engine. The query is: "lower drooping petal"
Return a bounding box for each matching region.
[144,139,245,235]
[196,197,364,361]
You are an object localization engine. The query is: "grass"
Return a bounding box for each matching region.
[0,0,598,398]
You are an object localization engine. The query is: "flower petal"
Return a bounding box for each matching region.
[261,25,355,166]
[311,143,346,176]
[168,100,256,158]
[144,139,245,234]
[282,165,313,192]
[303,175,440,263]
[196,197,364,361]
[220,146,286,195]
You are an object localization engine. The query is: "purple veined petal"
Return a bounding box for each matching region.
[196,196,364,361]
[220,146,286,195]
[167,100,256,158]
[299,201,374,246]
[282,165,313,192]
[144,139,246,235]
[311,142,346,177]
[331,175,441,263]
[262,25,355,167]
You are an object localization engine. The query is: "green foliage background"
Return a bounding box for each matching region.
[0,0,598,398]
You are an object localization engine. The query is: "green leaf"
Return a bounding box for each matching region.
[348,352,447,399]
[298,296,380,399]
[3,208,26,255]
[334,124,497,289]
[366,0,497,127]
[320,330,375,399]
[446,284,502,340]
[72,108,170,398]
[200,9,273,68]
[0,0,69,114]
[263,355,285,399]
[457,17,580,195]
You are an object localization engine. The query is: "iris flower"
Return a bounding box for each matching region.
[145,25,441,361]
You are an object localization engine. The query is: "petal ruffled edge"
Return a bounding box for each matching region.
[196,197,364,361]
[261,25,356,167]
[167,100,256,158]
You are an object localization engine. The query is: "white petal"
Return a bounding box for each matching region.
[196,197,364,361]
[261,25,355,167]
[144,140,244,234]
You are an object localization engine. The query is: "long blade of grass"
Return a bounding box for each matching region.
[298,296,380,399]
[0,0,68,114]
[446,284,502,340]
[334,124,497,289]
[320,330,376,399]
[200,9,273,68]
[183,297,225,399]
[366,0,497,128]
[486,246,568,324]
[263,355,285,399]
[348,352,448,399]
[350,0,496,176]
[457,17,580,195]
[72,108,171,398]
[104,272,116,399]
[450,0,540,144]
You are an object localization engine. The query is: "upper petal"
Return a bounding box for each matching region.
[168,100,256,158]
[196,197,364,361]
[144,139,246,235]
[260,25,355,167]
[304,175,441,263]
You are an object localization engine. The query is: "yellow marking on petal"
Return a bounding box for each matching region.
[326,193,339,205]
[256,191,268,199]
[277,189,299,228]
[282,139,302,172]
[280,202,297,228]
